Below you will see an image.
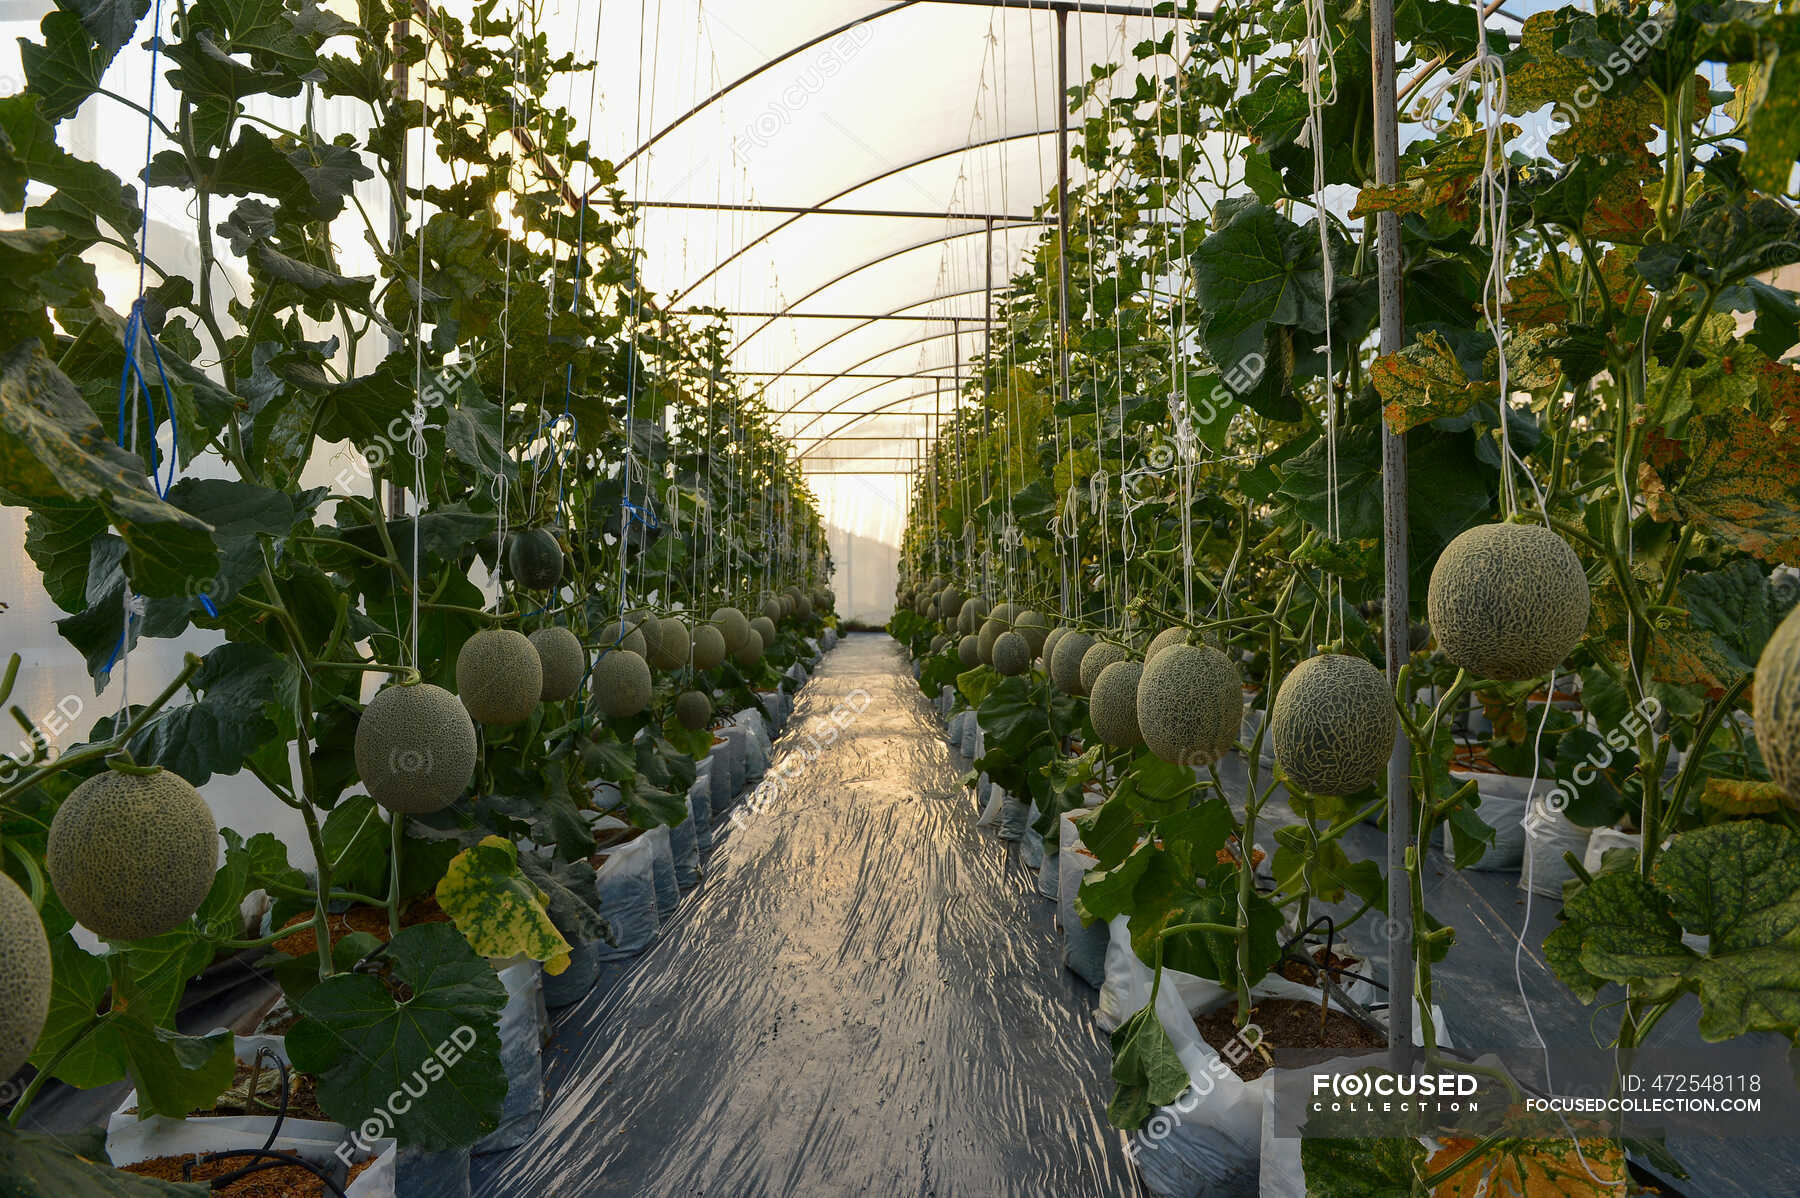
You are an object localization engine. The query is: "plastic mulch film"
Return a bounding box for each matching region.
[473,635,1132,1197]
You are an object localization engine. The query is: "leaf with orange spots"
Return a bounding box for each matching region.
[1639,381,1800,563]
[1505,250,1650,326]
[1374,331,1495,433]
[1427,1134,1627,1197]
[1700,777,1786,815]
[1351,125,1501,223]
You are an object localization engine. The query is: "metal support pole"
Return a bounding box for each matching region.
[1055,6,1077,612]
[1371,0,1414,1073]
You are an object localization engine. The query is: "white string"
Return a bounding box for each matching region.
[1302,0,1341,646]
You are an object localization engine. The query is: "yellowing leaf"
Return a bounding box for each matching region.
[1374,331,1496,433]
[436,835,572,976]
[1700,777,1787,815]
[1428,1134,1626,1197]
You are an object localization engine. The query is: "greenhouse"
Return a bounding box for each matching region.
[0,0,1798,1194]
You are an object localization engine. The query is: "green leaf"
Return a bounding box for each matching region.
[287,922,508,1151]
[435,835,572,975]
[322,794,390,900]
[1298,1137,1425,1196]
[19,0,152,122]
[0,1124,209,1196]
[0,96,139,242]
[116,1017,236,1118]
[1107,1001,1190,1129]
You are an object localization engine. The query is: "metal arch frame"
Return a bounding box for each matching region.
[773,328,984,416]
[778,371,957,432]
[738,285,989,388]
[790,391,951,457]
[677,127,1058,303]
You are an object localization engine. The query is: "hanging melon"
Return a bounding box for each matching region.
[1136,643,1241,767]
[0,873,51,1082]
[507,528,565,591]
[1756,605,1800,806]
[1079,640,1131,695]
[595,620,648,660]
[992,631,1031,676]
[1270,654,1396,796]
[1426,522,1590,681]
[733,628,765,668]
[712,606,751,653]
[676,689,714,731]
[530,626,587,702]
[1013,610,1050,656]
[456,628,544,725]
[1042,625,1071,670]
[691,623,728,670]
[648,617,690,670]
[1089,660,1146,748]
[1145,626,1190,663]
[592,650,652,719]
[957,596,990,635]
[977,617,1006,665]
[356,681,478,813]
[1050,630,1096,695]
[957,635,982,668]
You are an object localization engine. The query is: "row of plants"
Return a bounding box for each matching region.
[896,0,1798,1193]
[0,0,836,1193]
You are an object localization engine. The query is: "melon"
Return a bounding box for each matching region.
[762,596,783,624]
[977,617,1006,665]
[507,528,564,591]
[648,618,690,670]
[992,631,1031,676]
[47,765,218,941]
[1051,630,1097,695]
[530,626,586,701]
[0,873,51,1083]
[991,601,1020,627]
[958,596,990,636]
[456,628,544,725]
[1146,627,1190,663]
[1089,660,1146,748]
[957,635,982,668]
[750,615,778,648]
[1013,610,1050,656]
[676,689,714,731]
[691,623,728,670]
[1042,625,1071,669]
[1756,605,1800,805]
[592,650,653,719]
[628,609,664,659]
[1080,640,1131,695]
[595,621,648,660]
[713,606,751,653]
[1427,523,1590,681]
[733,628,765,668]
[931,633,949,655]
[794,593,814,621]
[1271,654,1396,796]
[937,587,963,621]
[355,682,478,812]
[1136,643,1241,767]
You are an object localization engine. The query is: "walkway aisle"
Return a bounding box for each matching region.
[476,633,1135,1197]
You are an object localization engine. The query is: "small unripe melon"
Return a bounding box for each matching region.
[648,618,690,670]
[456,628,543,725]
[761,597,783,624]
[355,682,478,812]
[713,606,751,653]
[628,609,664,658]
[47,766,218,940]
[734,628,765,668]
[595,621,648,660]
[1014,611,1050,656]
[1042,625,1070,669]
[1090,660,1146,748]
[1755,605,1800,806]
[750,615,778,648]
[1427,523,1590,681]
[676,689,714,731]
[1051,631,1097,695]
[592,650,653,718]
[507,528,565,590]
[1136,643,1241,767]
[1146,627,1190,663]
[692,623,728,670]
[993,631,1031,676]
[978,618,1006,665]
[1080,640,1131,695]
[530,626,586,701]
[957,635,982,668]
[0,873,51,1083]
[1271,654,1397,796]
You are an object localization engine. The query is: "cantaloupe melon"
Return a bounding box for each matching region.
[648,618,690,670]
[1756,604,1800,806]
[592,650,653,718]
[457,628,544,725]
[530,626,586,701]
[716,606,753,652]
[1013,610,1050,656]
[47,765,218,940]
[676,689,714,731]
[691,623,728,670]
[937,587,963,621]
[957,635,981,668]
[1089,660,1145,748]
[628,609,664,659]
[507,528,564,590]
[1042,625,1071,670]
[733,628,765,668]
[595,620,648,660]
[1136,643,1241,767]
[1270,654,1396,796]
[1051,631,1096,694]
[1427,523,1590,681]
[0,873,50,1083]
[1146,626,1190,663]
[977,618,1006,665]
[355,682,478,812]
[750,615,778,648]
[958,596,990,636]
[992,631,1031,676]
[1080,640,1130,695]
[762,596,783,624]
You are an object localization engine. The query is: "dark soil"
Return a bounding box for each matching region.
[271,894,447,958]
[123,1153,374,1196]
[593,823,646,851]
[186,1060,331,1122]
[1194,997,1387,1082]
[1277,946,1361,988]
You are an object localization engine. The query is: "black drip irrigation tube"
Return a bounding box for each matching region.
[177,1047,351,1198]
